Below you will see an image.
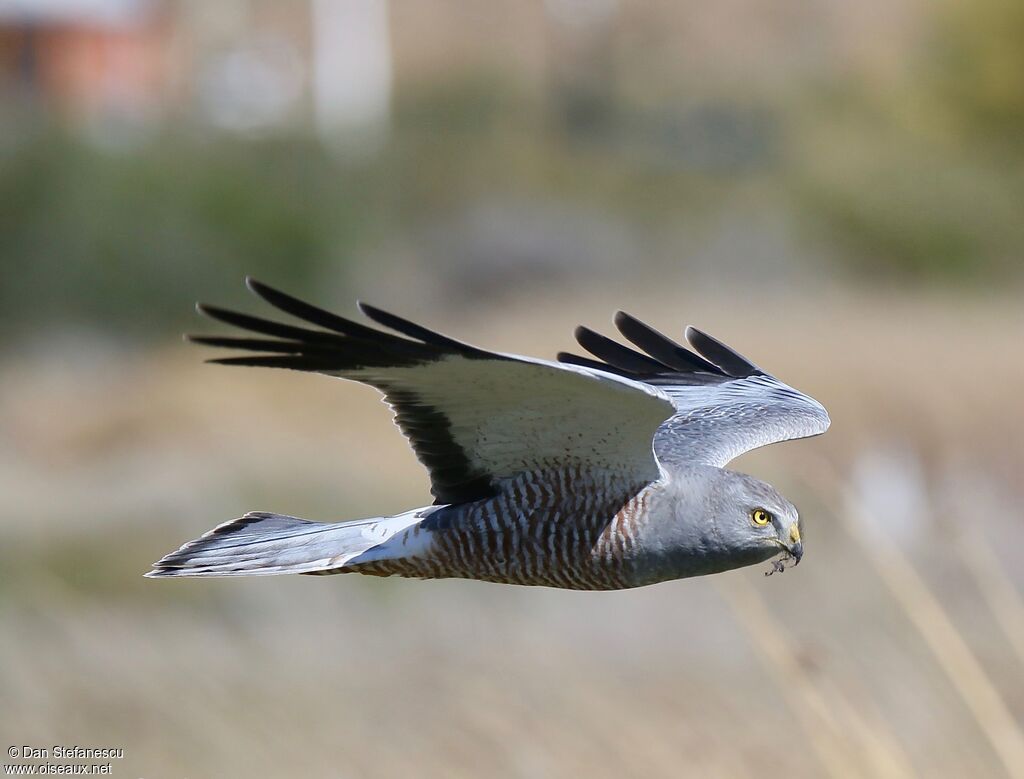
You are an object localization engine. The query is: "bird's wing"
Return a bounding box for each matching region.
[559,312,830,468]
[192,280,677,504]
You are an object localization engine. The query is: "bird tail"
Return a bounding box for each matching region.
[145,510,424,578]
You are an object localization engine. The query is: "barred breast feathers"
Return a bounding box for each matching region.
[335,467,659,590]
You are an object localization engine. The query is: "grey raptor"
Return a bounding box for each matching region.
[147,279,830,589]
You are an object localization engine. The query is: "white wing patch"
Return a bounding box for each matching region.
[193,281,830,494]
[345,355,676,485]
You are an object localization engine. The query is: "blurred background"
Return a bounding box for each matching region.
[2,0,1023,776]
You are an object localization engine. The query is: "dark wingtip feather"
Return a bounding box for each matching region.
[612,310,632,330]
[556,350,584,364]
[194,302,341,344]
[356,298,407,329]
[556,351,633,378]
[195,302,230,322]
[358,300,434,341]
[358,301,492,357]
[244,277,287,306]
[613,311,724,375]
[188,335,320,354]
[684,326,760,377]
[204,355,346,371]
[243,278,386,341]
[574,325,670,374]
[245,276,278,301]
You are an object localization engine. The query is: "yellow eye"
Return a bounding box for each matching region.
[751,509,773,526]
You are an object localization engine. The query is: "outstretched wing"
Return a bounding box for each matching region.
[560,312,830,467]
[191,279,676,504]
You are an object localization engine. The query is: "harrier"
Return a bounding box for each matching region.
[148,279,830,589]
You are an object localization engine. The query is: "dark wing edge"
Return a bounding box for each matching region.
[563,312,831,466]
[193,277,501,372]
[559,310,762,386]
[191,278,511,504]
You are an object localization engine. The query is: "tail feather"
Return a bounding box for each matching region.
[146,510,421,578]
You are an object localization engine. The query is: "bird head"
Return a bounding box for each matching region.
[713,471,803,571]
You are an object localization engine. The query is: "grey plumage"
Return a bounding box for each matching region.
[147,280,828,589]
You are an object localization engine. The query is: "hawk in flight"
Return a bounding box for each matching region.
[148,279,830,589]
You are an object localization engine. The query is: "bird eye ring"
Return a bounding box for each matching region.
[751,509,773,526]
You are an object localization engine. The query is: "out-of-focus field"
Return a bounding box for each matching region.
[2,285,1023,778]
[3,0,1024,774]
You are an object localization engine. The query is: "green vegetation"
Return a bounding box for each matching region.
[0,130,366,339]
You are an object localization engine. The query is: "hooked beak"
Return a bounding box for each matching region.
[786,524,803,565]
